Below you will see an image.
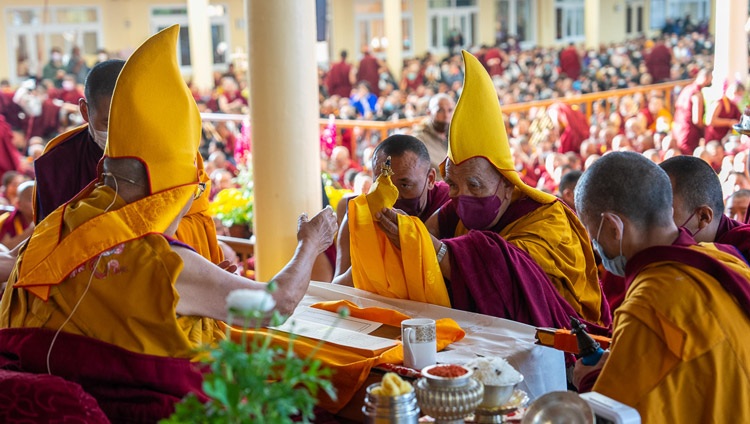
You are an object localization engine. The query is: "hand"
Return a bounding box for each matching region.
[217,260,239,275]
[572,350,610,390]
[375,208,405,250]
[297,206,338,255]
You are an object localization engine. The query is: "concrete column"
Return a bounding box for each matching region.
[585,0,626,49]
[383,0,403,81]
[187,0,214,92]
[412,0,428,56]
[247,0,322,280]
[713,0,748,87]
[537,0,556,47]
[477,0,496,47]
[330,0,357,65]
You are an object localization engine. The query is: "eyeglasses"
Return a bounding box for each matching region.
[194,182,206,200]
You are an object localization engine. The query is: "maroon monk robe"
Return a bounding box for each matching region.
[26,99,62,140]
[0,209,29,240]
[645,43,672,83]
[325,60,354,98]
[671,82,704,154]
[0,115,21,177]
[551,103,589,154]
[33,125,102,223]
[418,180,450,222]
[0,91,24,130]
[559,46,581,80]
[356,52,381,97]
[625,227,750,317]
[0,328,208,423]
[438,198,610,335]
[714,214,750,263]
[704,98,741,143]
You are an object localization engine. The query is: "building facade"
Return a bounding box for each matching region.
[0,0,719,85]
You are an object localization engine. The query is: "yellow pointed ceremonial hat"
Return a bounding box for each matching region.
[447,50,555,204]
[105,25,200,194]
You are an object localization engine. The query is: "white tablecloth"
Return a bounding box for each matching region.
[302,282,566,401]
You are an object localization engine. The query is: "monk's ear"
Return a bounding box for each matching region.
[426,167,436,190]
[79,98,90,123]
[698,205,714,227]
[602,212,625,242]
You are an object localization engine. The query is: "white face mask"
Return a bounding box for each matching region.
[91,128,108,150]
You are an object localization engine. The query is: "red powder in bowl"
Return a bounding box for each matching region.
[426,364,467,378]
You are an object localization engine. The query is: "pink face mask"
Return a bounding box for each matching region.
[456,194,503,230]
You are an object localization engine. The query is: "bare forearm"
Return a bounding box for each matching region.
[268,241,319,315]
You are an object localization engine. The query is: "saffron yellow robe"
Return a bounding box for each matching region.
[450,194,604,325]
[0,186,223,358]
[593,243,750,422]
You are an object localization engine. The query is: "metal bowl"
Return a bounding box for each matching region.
[478,374,524,408]
[521,391,595,424]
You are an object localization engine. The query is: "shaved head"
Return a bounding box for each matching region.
[575,151,674,229]
[659,156,724,215]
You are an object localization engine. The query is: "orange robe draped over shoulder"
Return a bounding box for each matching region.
[593,239,750,422]
[0,186,223,358]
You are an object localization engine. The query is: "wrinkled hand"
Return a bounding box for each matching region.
[298,206,338,255]
[572,350,610,390]
[375,208,406,250]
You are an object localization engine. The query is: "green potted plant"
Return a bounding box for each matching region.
[210,162,254,239]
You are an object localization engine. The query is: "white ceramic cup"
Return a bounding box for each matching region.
[401,318,437,370]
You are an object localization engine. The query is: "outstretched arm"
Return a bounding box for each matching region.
[174,207,338,321]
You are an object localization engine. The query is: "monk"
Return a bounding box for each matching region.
[0,25,337,356]
[728,189,750,223]
[325,50,354,98]
[373,51,609,330]
[333,134,450,284]
[0,181,34,249]
[573,151,750,422]
[660,156,750,261]
[34,60,125,223]
[548,102,590,154]
[671,67,712,154]
[0,115,20,178]
[704,81,742,143]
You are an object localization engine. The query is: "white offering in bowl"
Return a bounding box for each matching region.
[466,357,524,408]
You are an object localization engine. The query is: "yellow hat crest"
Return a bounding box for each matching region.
[447,50,555,204]
[105,25,200,194]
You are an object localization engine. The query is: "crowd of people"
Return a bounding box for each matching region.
[0,17,748,423]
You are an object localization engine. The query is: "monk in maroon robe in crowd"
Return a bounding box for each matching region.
[672,68,711,154]
[559,43,581,80]
[0,116,21,178]
[0,89,24,131]
[483,46,504,77]
[548,102,589,154]
[704,82,742,143]
[33,60,125,222]
[356,49,381,97]
[325,50,354,98]
[645,39,672,83]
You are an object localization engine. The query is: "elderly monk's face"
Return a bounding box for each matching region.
[374,151,434,213]
[444,157,513,229]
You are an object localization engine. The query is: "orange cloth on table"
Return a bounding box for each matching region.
[349,168,450,307]
[229,299,464,413]
[593,244,750,422]
[0,186,223,358]
[450,190,605,325]
[175,154,224,264]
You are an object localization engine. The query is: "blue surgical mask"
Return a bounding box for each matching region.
[593,214,627,277]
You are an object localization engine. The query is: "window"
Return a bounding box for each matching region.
[496,0,535,46]
[5,6,103,84]
[150,4,230,72]
[428,0,479,53]
[554,0,584,42]
[652,0,710,30]
[354,0,414,58]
